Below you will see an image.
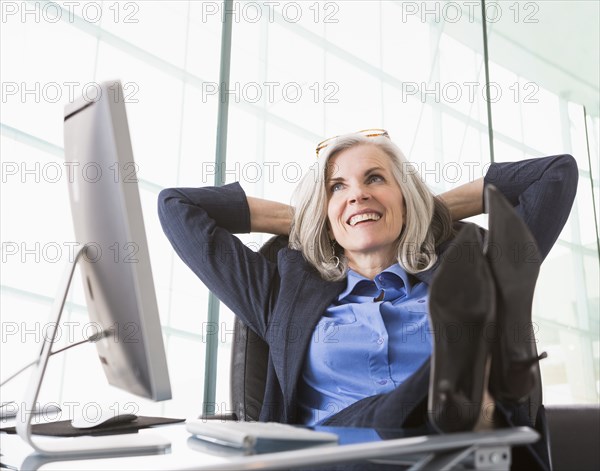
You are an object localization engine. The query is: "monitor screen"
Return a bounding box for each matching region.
[63,80,171,401]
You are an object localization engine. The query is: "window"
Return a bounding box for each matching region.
[1,1,597,417]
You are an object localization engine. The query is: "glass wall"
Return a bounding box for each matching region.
[1,1,598,419]
[486,0,600,403]
[1,0,223,417]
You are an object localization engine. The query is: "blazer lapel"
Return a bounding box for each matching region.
[279,271,345,418]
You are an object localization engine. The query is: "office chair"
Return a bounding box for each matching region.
[229,235,287,421]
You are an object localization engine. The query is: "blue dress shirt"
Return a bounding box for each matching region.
[297,263,432,426]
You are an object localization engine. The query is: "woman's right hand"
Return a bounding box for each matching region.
[247,196,294,235]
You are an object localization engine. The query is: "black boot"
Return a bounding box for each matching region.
[484,185,547,404]
[428,223,496,433]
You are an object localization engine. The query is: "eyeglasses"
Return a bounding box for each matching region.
[315,128,390,157]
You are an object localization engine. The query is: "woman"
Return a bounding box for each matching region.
[158,131,578,470]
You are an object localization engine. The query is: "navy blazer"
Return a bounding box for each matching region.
[158,155,578,424]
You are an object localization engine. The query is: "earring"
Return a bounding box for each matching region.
[330,240,340,268]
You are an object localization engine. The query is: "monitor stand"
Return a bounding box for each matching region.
[15,245,171,457]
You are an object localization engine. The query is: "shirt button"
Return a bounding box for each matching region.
[418,299,426,303]
[377,380,388,385]
[377,338,384,345]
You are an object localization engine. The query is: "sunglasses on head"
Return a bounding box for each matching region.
[315,128,390,158]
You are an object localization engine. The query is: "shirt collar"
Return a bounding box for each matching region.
[338,263,413,300]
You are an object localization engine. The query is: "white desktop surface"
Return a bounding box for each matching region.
[3,425,243,470]
[1,421,539,471]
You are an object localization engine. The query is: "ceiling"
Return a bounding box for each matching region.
[445,0,600,117]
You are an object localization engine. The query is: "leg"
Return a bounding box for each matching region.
[495,401,551,471]
[321,360,549,470]
[321,358,431,432]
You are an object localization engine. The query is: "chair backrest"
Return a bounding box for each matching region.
[229,235,288,421]
[228,231,543,427]
[545,404,600,471]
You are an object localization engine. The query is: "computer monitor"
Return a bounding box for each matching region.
[16,80,172,457]
[63,80,171,402]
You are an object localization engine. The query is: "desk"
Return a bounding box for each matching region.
[1,422,538,470]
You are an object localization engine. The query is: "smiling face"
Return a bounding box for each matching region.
[326,144,406,271]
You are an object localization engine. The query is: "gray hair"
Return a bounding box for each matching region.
[289,133,454,281]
